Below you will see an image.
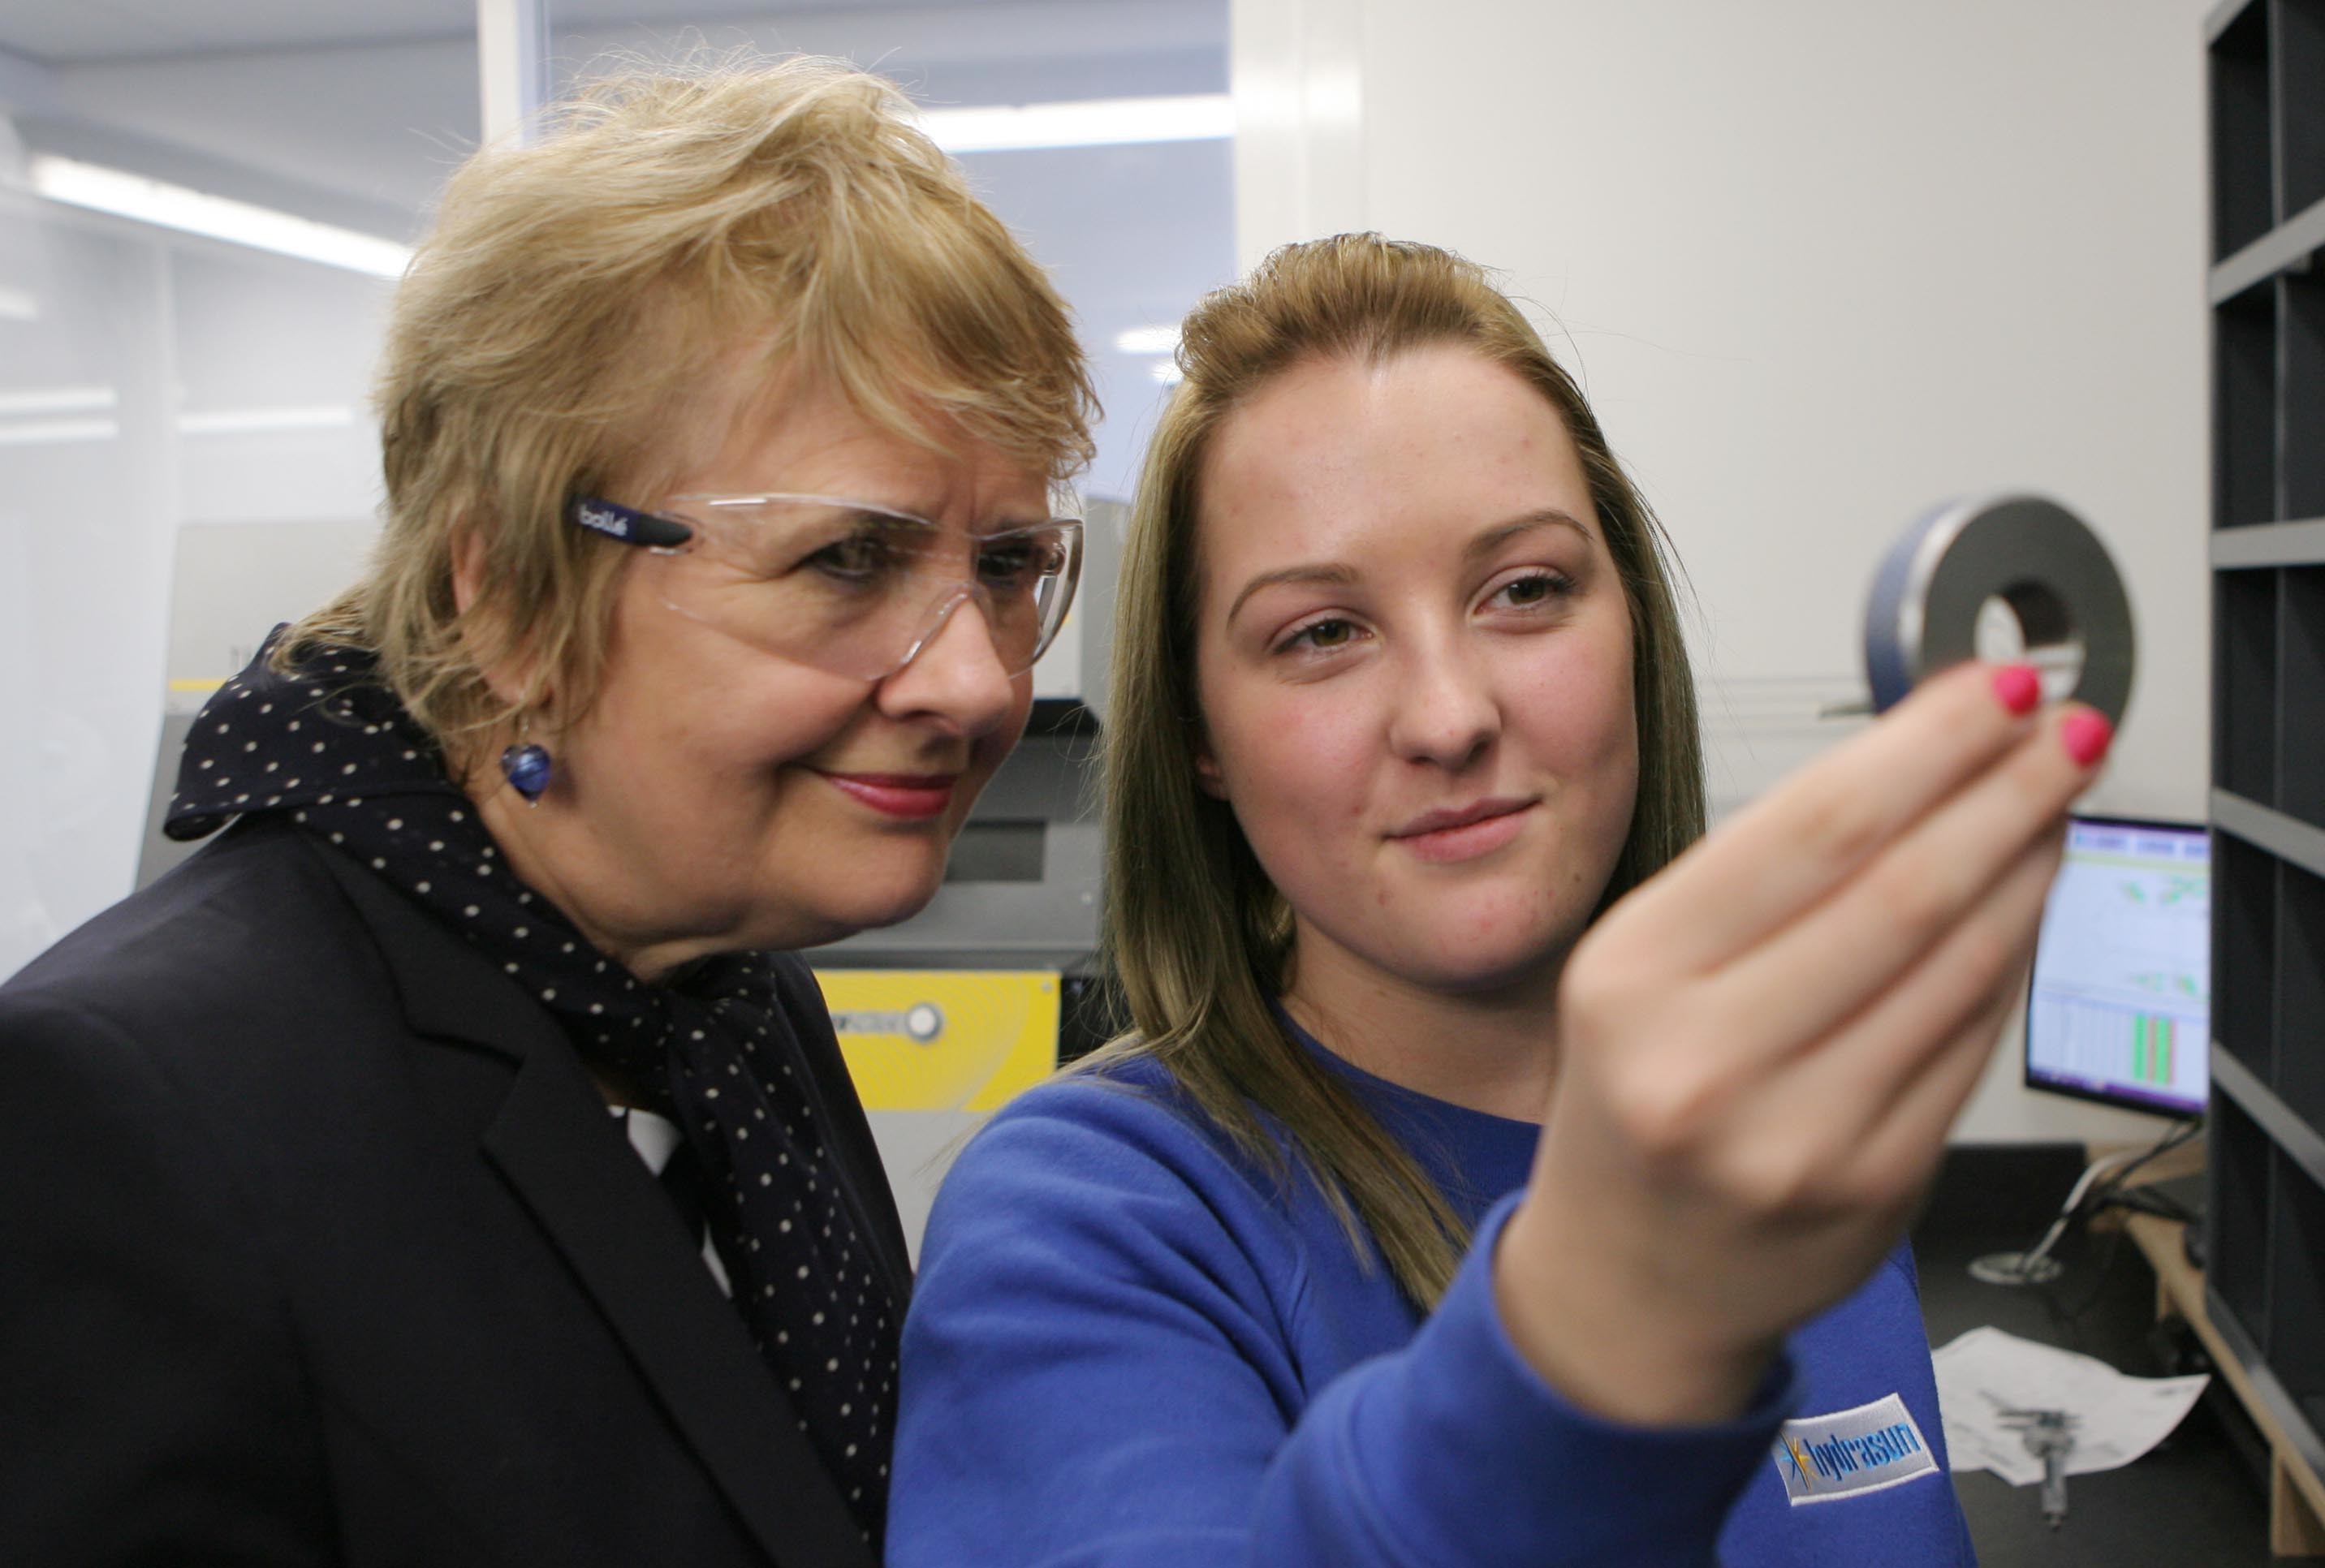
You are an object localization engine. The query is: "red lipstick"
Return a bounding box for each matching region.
[819,771,959,821]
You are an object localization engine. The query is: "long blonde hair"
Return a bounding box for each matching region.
[283,56,1095,765]
[1097,235,1703,1308]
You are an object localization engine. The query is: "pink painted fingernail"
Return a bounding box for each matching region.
[2061,710,2113,767]
[1992,664,2040,716]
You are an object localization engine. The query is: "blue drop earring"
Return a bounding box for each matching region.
[500,715,553,806]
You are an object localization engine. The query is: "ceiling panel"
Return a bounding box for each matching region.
[0,0,1089,67]
[0,1,472,63]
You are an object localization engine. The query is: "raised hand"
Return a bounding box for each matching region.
[1494,663,2110,1424]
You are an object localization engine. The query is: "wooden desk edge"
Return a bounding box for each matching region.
[2122,1211,2325,1556]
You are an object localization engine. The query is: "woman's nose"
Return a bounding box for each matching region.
[1387,638,1499,769]
[878,591,1020,734]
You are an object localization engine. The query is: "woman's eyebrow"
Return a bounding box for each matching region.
[1227,562,1358,627]
[1465,509,1593,562]
[1224,510,1590,626]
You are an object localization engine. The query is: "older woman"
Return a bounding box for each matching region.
[0,60,1091,1567]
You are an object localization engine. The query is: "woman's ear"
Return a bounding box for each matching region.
[1192,744,1228,800]
[450,528,541,711]
[451,526,489,616]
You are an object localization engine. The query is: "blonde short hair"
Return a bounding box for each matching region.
[1098,235,1703,1308]
[286,56,1097,757]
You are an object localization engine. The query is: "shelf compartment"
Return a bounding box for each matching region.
[2289,274,2325,520]
[2219,286,2281,527]
[2220,1043,2325,1191]
[2212,1093,2276,1353]
[2216,0,2275,259]
[2283,1,2325,221]
[2217,831,2280,1086]
[2268,1159,2325,1452]
[2281,858,2325,1128]
[2285,571,2325,824]
[2219,570,2280,803]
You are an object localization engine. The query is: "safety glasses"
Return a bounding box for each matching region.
[571,492,1082,682]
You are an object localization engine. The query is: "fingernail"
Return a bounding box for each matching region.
[2061,710,2113,767]
[1992,664,2041,716]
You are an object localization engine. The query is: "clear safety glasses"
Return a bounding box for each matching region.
[570,493,1083,683]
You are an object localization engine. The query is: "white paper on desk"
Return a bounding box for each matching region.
[1930,1325,2209,1488]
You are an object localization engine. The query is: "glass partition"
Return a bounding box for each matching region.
[0,13,477,979]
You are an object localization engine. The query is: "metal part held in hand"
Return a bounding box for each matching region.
[1862,495,2135,726]
[2001,1408,2077,1529]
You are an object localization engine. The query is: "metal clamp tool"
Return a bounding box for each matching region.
[2000,1407,2079,1529]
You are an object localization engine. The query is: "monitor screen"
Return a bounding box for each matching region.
[2023,815,2210,1118]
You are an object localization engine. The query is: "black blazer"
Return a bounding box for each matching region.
[0,816,906,1567]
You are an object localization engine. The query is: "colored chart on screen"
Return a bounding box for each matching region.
[2025,819,2209,1117]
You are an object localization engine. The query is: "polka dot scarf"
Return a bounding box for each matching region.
[166,638,899,1545]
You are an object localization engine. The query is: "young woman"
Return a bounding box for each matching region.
[889,235,2107,1564]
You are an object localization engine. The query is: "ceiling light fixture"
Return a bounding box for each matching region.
[0,418,119,446]
[1113,326,1182,355]
[21,89,1232,279]
[0,386,116,416]
[27,155,412,279]
[179,405,358,437]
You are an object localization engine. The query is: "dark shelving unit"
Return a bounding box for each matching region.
[2219,833,2278,1083]
[2283,858,2325,1127]
[2219,570,2279,802]
[2217,285,2279,529]
[2206,0,2325,1508]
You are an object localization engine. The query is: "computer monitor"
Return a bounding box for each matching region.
[2023,814,2210,1119]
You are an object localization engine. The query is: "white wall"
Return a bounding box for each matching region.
[1233,0,2215,1143]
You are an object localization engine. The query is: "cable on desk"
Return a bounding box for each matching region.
[1969,1118,2203,1290]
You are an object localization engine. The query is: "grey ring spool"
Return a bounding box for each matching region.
[1863,494,2135,726]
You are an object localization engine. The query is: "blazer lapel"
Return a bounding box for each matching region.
[313,846,877,1568]
[483,1045,876,1568]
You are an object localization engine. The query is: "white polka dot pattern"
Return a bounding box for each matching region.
[166,636,900,1545]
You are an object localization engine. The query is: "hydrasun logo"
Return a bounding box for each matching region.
[1770,1394,1939,1506]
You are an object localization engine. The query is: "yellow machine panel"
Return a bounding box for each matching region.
[813,969,1060,1112]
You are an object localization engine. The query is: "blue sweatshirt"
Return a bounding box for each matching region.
[891,1038,1975,1567]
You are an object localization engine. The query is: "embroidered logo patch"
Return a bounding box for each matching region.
[1771,1393,1939,1505]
